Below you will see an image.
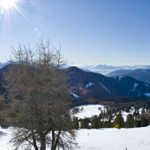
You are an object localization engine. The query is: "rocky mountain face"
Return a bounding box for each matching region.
[66,66,150,100]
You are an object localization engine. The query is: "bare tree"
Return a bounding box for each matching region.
[7,40,76,150]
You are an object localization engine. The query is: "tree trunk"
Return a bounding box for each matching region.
[51,130,61,150]
[40,135,46,150]
[34,145,39,150]
[51,130,55,150]
[32,130,39,150]
[53,131,61,150]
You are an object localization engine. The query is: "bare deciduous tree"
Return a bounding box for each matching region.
[7,40,76,150]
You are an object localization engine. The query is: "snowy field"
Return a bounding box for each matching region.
[74,104,105,119]
[75,105,150,150]
[0,104,149,150]
[0,126,150,150]
[76,127,150,150]
[74,104,134,120]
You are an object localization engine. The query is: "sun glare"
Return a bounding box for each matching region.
[0,0,28,27]
[0,0,17,9]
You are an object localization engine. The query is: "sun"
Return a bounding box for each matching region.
[0,0,17,10]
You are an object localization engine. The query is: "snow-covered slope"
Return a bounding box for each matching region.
[75,105,105,119]
[74,104,135,120]
[0,126,150,150]
[0,61,11,69]
[76,126,150,150]
[0,127,13,150]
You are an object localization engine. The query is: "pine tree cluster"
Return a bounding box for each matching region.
[73,107,150,129]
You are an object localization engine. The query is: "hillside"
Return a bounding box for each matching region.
[107,69,133,77]
[108,69,150,84]
[126,69,150,83]
[66,66,150,100]
[0,64,150,103]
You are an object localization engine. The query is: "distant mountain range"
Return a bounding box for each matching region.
[81,64,150,75]
[66,66,150,100]
[0,61,11,69]
[0,62,150,102]
[107,69,150,83]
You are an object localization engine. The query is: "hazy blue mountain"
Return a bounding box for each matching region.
[108,69,150,83]
[107,69,133,77]
[125,69,150,83]
[81,64,150,75]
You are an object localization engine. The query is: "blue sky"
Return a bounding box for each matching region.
[0,0,150,66]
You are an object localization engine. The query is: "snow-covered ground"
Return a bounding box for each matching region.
[0,127,13,150]
[76,126,150,150]
[0,126,150,150]
[74,104,134,120]
[74,105,105,119]
[0,104,149,150]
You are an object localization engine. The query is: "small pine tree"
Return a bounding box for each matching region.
[113,113,125,128]
[92,116,100,128]
[73,117,79,129]
[140,115,149,127]
[103,121,112,128]
[125,114,134,128]
[80,118,90,128]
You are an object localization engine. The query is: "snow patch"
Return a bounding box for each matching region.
[121,111,134,121]
[144,93,150,97]
[75,105,105,119]
[85,82,94,88]
[99,82,111,94]
[118,75,125,81]
[129,107,136,113]
[71,93,80,99]
[133,83,138,91]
